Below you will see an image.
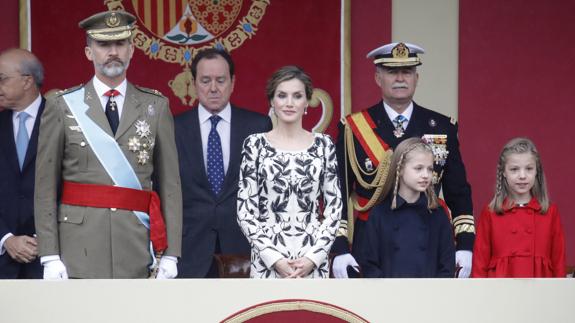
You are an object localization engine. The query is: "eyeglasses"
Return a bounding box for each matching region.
[0,74,30,85]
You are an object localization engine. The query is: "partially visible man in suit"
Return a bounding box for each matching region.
[0,48,44,279]
[34,11,182,279]
[175,49,272,278]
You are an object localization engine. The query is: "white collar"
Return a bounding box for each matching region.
[14,94,42,120]
[198,103,231,124]
[383,101,413,122]
[92,75,127,98]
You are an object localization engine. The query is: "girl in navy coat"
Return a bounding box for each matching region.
[353,137,455,278]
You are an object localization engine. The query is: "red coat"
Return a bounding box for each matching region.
[471,199,566,278]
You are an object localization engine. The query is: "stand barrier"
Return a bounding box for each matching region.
[1,278,573,322]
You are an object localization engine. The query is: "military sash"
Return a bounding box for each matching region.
[343,111,393,240]
[62,88,163,258]
[345,111,391,167]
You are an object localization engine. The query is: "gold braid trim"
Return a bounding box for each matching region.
[336,219,348,238]
[345,122,392,212]
[453,215,476,235]
[343,120,392,243]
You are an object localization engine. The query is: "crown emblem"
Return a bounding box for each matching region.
[106,12,121,27]
[391,43,409,59]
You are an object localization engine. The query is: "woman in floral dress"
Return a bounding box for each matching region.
[237,66,342,278]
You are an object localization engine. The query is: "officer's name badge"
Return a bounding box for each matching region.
[422,134,449,166]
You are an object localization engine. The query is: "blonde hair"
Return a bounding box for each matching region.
[489,137,549,214]
[380,137,439,210]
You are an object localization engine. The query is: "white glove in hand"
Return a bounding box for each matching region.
[43,260,68,280]
[456,250,473,278]
[332,253,359,278]
[156,256,178,279]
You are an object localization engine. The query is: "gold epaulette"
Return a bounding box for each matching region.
[135,85,165,97]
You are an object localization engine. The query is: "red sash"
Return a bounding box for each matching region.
[346,111,391,167]
[61,181,167,253]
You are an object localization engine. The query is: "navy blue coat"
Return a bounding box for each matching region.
[0,99,44,279]
[352,194,455,278]
[174,106,272,277]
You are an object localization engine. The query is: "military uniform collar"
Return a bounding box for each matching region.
[92,75,127,99]
[383,101,413,125]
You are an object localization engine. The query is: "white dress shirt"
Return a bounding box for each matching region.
[383,101,414,129]
[2,94,42,255]
[198,103,231,174]
[92,75,128,117]
[11,94,42,143]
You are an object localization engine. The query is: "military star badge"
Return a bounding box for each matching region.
[128,137,141,152]
[137,150,150,165]
[135,120,151,138]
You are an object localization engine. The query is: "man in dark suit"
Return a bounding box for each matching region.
[332,42,475,278]
[0,48,44,279]
[175,49,272,278]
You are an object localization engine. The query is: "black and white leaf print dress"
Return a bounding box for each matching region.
[237,133,342,278]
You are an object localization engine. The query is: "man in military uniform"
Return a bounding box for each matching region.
[34,11,182,279]
[332,42,475,278]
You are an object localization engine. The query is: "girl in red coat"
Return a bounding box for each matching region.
[472,137,566,278]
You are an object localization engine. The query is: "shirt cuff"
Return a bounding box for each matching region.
[0,233,14,256]
[40,255,61,265]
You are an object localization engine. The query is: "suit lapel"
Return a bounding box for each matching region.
[0,111,20,173]
[371,101,400,147]
[115,83,140,139]
[21,97,45,171]
[84,81,114,137]
[405,103,425,138]
[187,108,211,191]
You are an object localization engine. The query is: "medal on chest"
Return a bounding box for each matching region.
[128,120,154,165]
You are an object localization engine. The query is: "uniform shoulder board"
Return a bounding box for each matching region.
[450,117,457,125]
[52,84,84,97]
[135,85,165,97]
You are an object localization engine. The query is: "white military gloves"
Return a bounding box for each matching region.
[155,255,178,279]
[332,253,360,278]
[456,250,473,278]
[43,259,69,280]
